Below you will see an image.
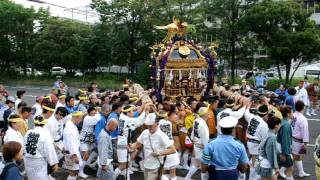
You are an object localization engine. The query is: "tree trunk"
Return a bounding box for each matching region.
[285,62,291,85]
[231,40,236,84]
[276,61,282,81]
[230,1,237,84]
[289,58,303,83]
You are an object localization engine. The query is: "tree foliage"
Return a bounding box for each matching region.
[0,0,37,73]
[202,0,259,83]
[33,18,91,74]
[242,0,320,84]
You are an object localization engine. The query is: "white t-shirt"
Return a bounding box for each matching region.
[191,117,209,148]
[137,128,172,170]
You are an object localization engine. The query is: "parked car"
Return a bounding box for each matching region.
[51,67,66,76]
[19,68,43,76]
[74,70,83,77]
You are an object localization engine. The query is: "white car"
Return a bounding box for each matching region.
[51,67,66,76]
[19,68,43,76]
[74,70,83,77]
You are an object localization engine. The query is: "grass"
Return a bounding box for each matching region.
[0,73,126,90]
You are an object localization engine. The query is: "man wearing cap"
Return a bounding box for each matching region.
[130,113,176,180]
[244,102,269,180]
[185,107,210,180]
[2,96,15,132]
[216,98,245,134]
[24,115,59,179]
[62,111,84,180]
[201,116,249,180]
[114,104,148,179]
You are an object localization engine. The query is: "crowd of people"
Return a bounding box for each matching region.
[0,77,318,180]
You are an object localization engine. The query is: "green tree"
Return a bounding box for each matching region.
[202,0,258,83]
[33,18,91,74]
[91,0,152,74]
[0,0,37,74]
[242,0,320,84]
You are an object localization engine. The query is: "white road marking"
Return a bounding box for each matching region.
[307,118,320,122]
[25,95,37,98]
[6,86,50,91]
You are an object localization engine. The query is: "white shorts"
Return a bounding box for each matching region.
[164,152,180,169]
[117,136,128,163]
[292,141,303,155]
[24,157,48,179]
[80,143,95,152]
[117,149,129,163]
[194,147,203,160]
[247,142,259,155]
[63,154,80,171]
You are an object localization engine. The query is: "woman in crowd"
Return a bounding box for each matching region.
[257,115,281,180]
[1,141,23,180]
[278,106,294,179]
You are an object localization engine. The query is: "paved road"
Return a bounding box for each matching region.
[5,84,319,180]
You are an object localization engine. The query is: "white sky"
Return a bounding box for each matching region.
[11,0,100,23]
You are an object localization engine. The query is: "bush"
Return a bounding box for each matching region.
[0,73,124,90]
[132,62,151,88]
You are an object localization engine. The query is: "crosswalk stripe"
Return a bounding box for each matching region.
[307,118,320,121]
